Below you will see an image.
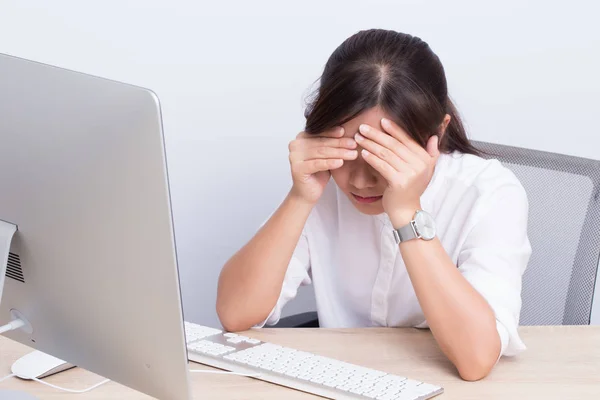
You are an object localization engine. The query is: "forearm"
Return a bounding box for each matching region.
[397,215,500,380]
[356,117,502,380]
[216,191,314,331]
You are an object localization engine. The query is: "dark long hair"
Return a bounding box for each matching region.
[304,29,480,156]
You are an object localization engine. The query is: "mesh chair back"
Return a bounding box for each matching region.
[473,141,600,325]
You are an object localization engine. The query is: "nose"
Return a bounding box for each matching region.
[348,151,378,190]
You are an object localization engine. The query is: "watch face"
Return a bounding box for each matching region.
[414,210,436,240]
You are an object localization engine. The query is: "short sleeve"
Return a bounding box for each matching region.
[252,219,312,328]
[457,181,532,358]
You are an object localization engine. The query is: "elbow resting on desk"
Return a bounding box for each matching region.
[216,299,271,333]
[455,352,496,382]
[451,333,501,382]
[218,318,251,334]
[216,304,250,332]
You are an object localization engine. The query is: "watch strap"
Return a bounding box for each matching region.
[393,221,418,244]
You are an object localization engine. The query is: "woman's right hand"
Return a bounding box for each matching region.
[288,126,358,204]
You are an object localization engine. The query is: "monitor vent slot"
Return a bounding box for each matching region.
[5,252,24,283]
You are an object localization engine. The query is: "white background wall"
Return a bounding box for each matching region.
[1,0,599,327]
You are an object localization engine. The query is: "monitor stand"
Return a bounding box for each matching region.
[0,224,40,398]
[0,219,17,303]
[0,390,40,400]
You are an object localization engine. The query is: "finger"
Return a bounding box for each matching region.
[380,118,430,159]
[303,146,358,161]
[302,137,357,150]
[288,137,356,163]
[354,133,410,173]
[360,149,398,184]
[329,126,346,138]
[298,158,344,175]
[358,124,420,165]
[426,135,440,159]
[298,126,345,140]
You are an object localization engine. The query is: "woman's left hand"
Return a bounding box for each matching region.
[354,118,439,228]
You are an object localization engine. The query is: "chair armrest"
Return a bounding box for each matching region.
[270,311,319,328]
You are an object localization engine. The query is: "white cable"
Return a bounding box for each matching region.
[28,376,110,393]
[189,369,261,377]
[0,373,16,384]
[0,319,25,334]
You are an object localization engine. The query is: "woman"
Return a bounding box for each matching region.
[216,29,531,381]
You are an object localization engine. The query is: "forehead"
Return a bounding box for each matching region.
[340,107,392,138]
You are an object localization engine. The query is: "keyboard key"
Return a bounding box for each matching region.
[395,392,421,400]
[350,387,366,395]
[415,383,441,395]
[376,395,398,400]
[401,379,423,392]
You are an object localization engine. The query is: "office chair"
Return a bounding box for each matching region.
[273,141,600,327]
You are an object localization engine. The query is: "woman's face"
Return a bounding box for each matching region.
[331,107,390,215]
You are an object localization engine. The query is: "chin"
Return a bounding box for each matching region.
[355,205,384,215]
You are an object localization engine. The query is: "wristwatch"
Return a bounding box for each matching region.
[392,210,436,244]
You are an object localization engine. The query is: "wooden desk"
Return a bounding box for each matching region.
[1,326,599,399]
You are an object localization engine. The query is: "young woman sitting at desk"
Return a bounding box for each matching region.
[216,29,531,381]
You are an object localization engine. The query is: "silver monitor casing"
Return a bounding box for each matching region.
[0,53,192,400]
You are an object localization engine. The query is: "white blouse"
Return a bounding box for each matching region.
[257,150,531,358]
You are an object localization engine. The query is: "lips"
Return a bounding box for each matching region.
[351,193,383,204]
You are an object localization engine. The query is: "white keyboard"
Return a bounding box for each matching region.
[184,321,443,400]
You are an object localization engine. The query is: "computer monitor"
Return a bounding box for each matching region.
[0,53,192,400]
